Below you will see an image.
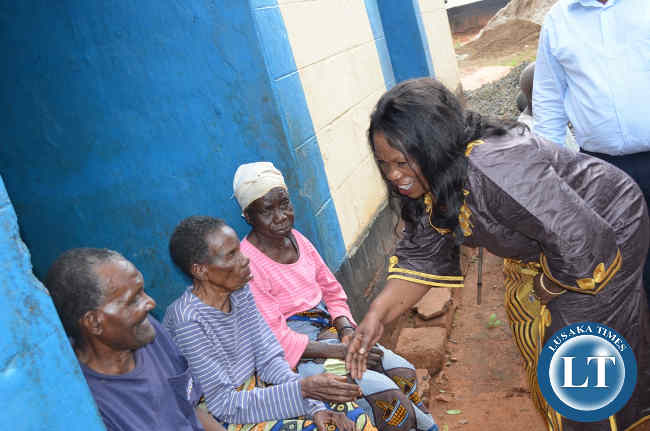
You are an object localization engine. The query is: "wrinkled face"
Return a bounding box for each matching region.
[372,132,429,199]
[246,187,294,239]
[198,226,252,291]
[94,258,157,350]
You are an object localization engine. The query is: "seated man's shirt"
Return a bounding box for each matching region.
[81,316,204,431]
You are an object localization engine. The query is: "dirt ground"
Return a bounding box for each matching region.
[427,249,546,431]
[455,20,540,90]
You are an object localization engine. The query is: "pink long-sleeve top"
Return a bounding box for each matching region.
[240,229,356,368]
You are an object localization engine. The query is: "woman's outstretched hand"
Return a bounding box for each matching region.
[345,312,384,380]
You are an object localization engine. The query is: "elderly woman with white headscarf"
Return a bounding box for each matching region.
[234,162,438,431]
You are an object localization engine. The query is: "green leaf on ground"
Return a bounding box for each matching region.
[487,313,503,328]
[446,409,462,415]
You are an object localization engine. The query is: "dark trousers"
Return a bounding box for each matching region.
[583,149,650,308]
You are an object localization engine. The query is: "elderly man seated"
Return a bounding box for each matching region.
[45,248,223,431]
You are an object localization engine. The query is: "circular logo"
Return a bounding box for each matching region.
[537,322,637,422]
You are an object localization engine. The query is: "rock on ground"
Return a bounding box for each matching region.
[411,288,451,320]
[395,327,447,375]
[458,20,540,61]
[464,61,529,120]
[482,0,559,31]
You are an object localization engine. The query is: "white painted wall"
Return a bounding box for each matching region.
[279,0,387,249]
[418,0,461,92]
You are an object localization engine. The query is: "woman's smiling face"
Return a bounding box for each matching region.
[372,132,429,199]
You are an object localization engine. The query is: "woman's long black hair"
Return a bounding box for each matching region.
[368,78,520,241]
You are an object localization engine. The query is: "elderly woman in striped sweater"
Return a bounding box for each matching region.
[163,216,375,431]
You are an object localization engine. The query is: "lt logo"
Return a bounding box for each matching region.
[560,356,615,388]
[538,322,637,422]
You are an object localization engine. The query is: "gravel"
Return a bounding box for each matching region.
[464,62,530,120]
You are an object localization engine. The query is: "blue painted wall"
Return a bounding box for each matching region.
[249,0,347,270]
[0,176,105,430]
[364,0,397,89]
[0,0,345,318]
[376,0,435,83]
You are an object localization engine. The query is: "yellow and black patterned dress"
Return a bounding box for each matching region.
[220,374,376,431]
[388,132,650,431]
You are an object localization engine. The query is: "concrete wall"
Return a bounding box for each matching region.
[378,0,436,84]
[0,3,462,421]
[0,1,346,319]
[418,0,462,92]
[278,0,389,250]
[0,176,105,430]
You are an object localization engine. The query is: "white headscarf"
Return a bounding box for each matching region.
[233,161,287,212]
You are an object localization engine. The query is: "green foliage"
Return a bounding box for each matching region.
[487,313,503,328]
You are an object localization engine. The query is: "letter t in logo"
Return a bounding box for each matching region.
[587,356,616,388]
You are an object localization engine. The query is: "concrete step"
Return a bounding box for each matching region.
[411,288,452,320]
[395,327,448,375]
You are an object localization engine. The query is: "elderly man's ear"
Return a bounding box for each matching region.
[80,310,104,336]
[191,263,208,281]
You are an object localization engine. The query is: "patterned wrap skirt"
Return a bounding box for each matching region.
[220,373,376,431]
[287,304,438,431]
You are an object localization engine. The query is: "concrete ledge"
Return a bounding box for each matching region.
[395,327,448,375]
[335,201,397,319]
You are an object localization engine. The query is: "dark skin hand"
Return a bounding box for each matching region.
[195,406,226,431]
[301,373,362,402]
[313,410,355,431]
[301,316,383,371]
[533,273,565,305]
[334,316,355,345]
[301,341,384,371]
[346,279,430,380]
